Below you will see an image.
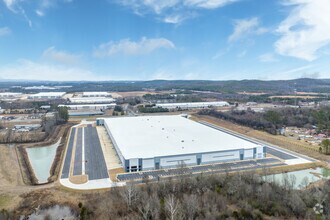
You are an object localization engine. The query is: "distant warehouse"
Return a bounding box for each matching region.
[58,103,116,110]
[0,92,22,99]
[98,115,264,172]
[155,101,230,110]
[28,92,66,100]
[82,92,111,97]
[69,97,116,104]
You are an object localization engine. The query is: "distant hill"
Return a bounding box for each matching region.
[0,78,329,94]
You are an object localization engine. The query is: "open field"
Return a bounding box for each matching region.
[0,144,25,210]
[192,114,330,162]
[269,95,320,99]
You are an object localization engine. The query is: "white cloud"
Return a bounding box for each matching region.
[2,0,32,27]
[258,53,277,62]
[118,0,238,24]
[163,14,193,24]
[0,27,11,36]
[93,37,175,57]
[275,0,330,61]
[2,0,74,23]
[35,0,74,17]
[42,47,81,65]
[237,50,247,58]
[184,0,237,9]
[35,9,44,17]
[3,0,17,12]
[228,17,267,42]
[0,59,100,81]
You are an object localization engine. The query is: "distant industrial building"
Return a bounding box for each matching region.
[40,105,51,110]
[98,115,264,172]
[28,92,66,100]
[58,103,116,110]
[155,101,230,110]
[68,111,105,116]
[0,92,22,99]
[69,97,116,104]
[82,92,111,97]
[14,124,41,131]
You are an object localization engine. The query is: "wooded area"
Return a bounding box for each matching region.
[11,171,329,219]
[198,107,330,135]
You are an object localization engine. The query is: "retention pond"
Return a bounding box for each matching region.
[26,138,61,184]
[264,167,330,189]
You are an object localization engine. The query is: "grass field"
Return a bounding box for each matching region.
[192,114,330,163]
[269,95,320,99]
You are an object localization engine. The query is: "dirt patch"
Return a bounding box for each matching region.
[70,175,88,184]
[109,168,124,182]
[269,95,319,99]
[17,146,39,185]
[0,145,23,188]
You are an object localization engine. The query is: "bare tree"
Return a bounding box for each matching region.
[121,182,139,209]
[182,194,198,220]
[299,176,309,189]
[137,191,152,220]
[165,194,180,220]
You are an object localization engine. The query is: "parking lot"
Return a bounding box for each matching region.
[61,125,109,181]
[73,128,83,176]
[117,157,285,182]
[61,128,76,179]
[84,125,109,180]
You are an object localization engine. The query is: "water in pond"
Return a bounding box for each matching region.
[26,139,61,184]
[19,205,77,220]
[264,167,330,189]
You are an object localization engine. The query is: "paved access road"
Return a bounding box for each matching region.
[84,125,109,180]
[117,157,285,182]
[61,128,76,179]
[199,121,303,161]
[265,147,296,160]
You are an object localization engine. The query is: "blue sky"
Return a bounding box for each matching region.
[0,0,329,81]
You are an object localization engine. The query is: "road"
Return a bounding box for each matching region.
[199,121,317,162]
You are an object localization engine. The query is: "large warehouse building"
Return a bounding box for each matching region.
[98,115,265,172]
[28,92,66,99]
[155,101,230,109]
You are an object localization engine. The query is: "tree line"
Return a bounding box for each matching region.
[61,172,330,219]
[198,107,330,135]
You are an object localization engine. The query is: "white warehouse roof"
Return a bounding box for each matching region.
[156,101,230,109]
[0,92,22,98]
[83,92,110,96]
[28,92,66,98]
[59,103,116,108]
[69,97,115,103]
[104,115,259,159]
